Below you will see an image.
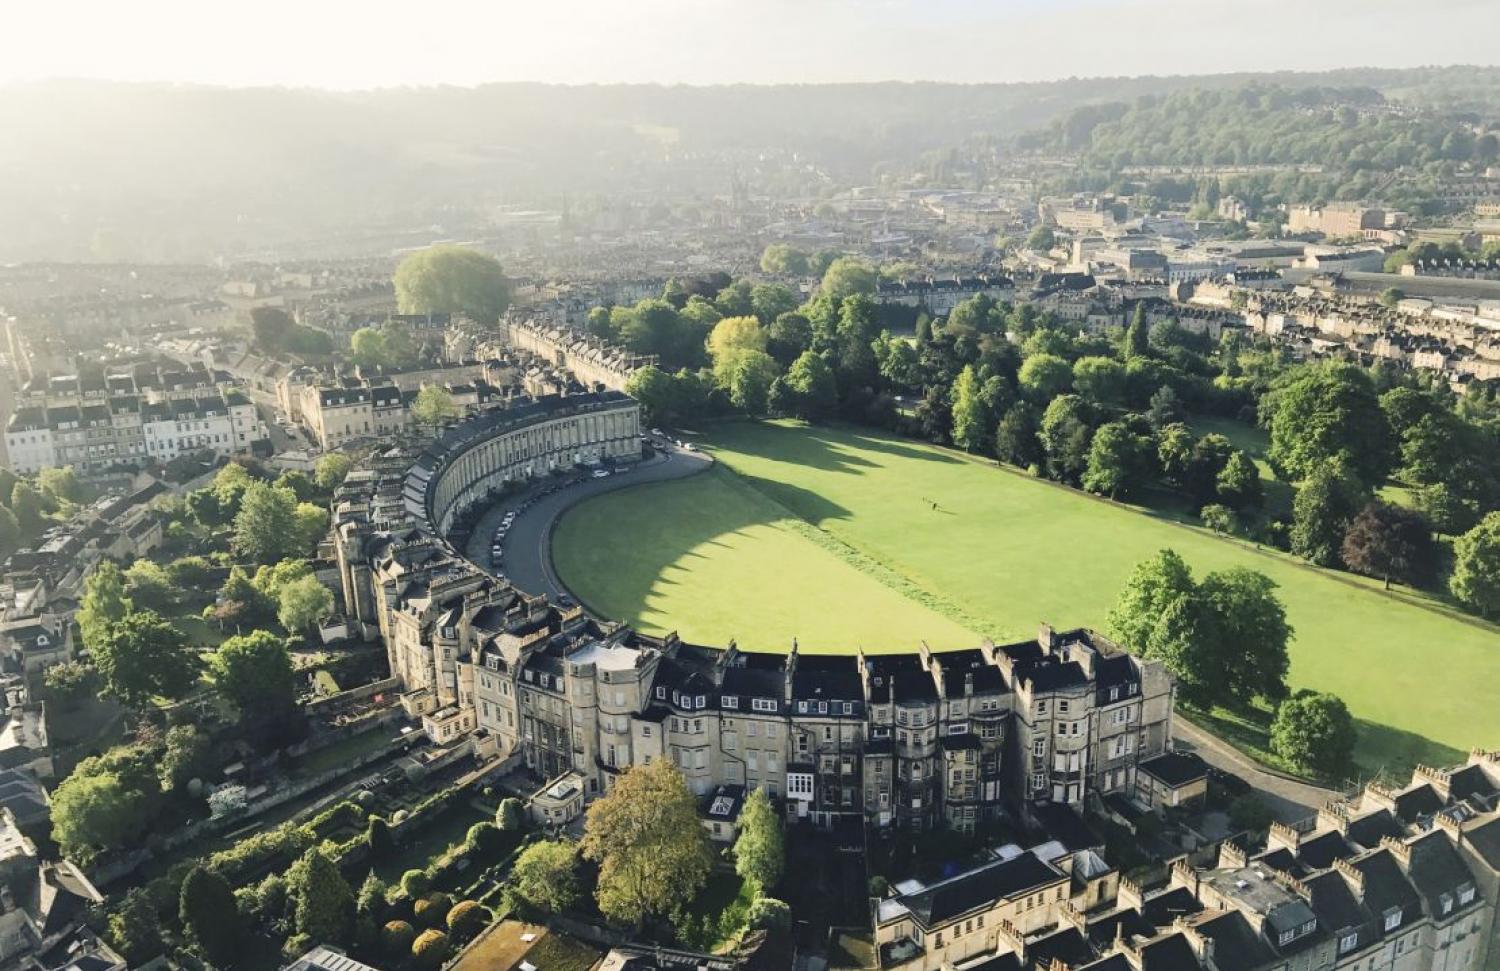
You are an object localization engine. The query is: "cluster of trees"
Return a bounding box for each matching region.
[0,465,92,560]
[1108,549,1357,777]
[1034,85,1500,217]
[1262,366,1500,606]
[182,462,330,564]
[250,306,334,357]
[350,319,424,371]
[393,245,512,323]
[760,243,841,277]
[506,760,789,948]
[1108,549,1291,710]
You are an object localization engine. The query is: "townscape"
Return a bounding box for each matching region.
[0,13,1499,971]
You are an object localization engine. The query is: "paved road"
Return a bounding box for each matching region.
[1171,715,1341,823]
[459,446,1338,821]
[462,446,714,600]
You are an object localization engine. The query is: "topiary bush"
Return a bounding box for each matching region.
[413,892,452,928]
[465,821,503,856]
[382,920,417,954]
[496,797,525,831]
[411,929,450,968]
[446,900,490,941]
[400,869,431,900]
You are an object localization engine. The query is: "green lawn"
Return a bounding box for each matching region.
[554,420,1499,774]
[553,465,978,651]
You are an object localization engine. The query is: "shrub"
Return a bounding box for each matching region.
[868,876,889,897]
[400,869,431,900]
[746,895,791,932]
[496,797,525,831]
[413,892,452,928]
[367,815,393,856]
[447,900,490,940]
[382,920,417,954]
[411,929,451,968]
[465,821,503,855]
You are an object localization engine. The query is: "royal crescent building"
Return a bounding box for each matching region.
[334,389,1175,832]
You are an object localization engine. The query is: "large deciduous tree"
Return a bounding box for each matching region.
[509,840,581,915]
[819,257,877,301]
[1340,501,1436,589]
[1270,691,1356,777]
[393,245,511,322]
[234,481,301,564]
[210,630,298,721]
[1265,363,1393,486]
[1197,568,1292,705]
[77,561,132,652]
[1082,420,1155,499]
[278,574,335,632]
[1109,550,1290,710]
[411,385,458,428]
[1291,466,1368,567]
[783,350,837,419]
[949,365,990,453]
[93,610,198,708]
[580,760,713,927]
[1450,512,1500,618]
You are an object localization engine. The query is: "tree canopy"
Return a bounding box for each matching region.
[394,246,511,322]
[580,759,713,926]
[92,610,198,708]
[210,630,298,720]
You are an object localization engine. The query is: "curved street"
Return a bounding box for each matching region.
[461,444,1340,823]
[462,445,714,600]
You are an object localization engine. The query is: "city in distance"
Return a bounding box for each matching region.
[0,6,1498,971]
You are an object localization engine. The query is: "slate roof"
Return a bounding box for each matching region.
[1465,816,1500,870]
[1141,887,1202,927]
[1138,752,1208,788]
[1298,830,1354,869]
[1189,910,1277,971]
[1345,809,1403,849]
[1403,831,1480,918]
[898,851,1062,927]
[1139,932,1201,971]
[1351,850,1423,931]
[1026,926,1094,969]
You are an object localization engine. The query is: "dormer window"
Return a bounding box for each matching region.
[1339,933,1358,954]
[1458,885,1475,906]
[1383,909,1402,932]
[655,687,665,699]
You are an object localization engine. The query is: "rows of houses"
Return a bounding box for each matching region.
[329,392,1178,836]
[3,363,268,474]
[872,754,1500,971]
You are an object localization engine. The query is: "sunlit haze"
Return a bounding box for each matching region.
[8,0,1500,88]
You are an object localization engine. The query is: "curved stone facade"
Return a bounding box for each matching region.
[332,394,1174,834]
[405,390,640,535]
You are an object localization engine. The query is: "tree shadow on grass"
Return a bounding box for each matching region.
[555,467,856,640]
[711,419,961,474]
[1350,720,1467,784]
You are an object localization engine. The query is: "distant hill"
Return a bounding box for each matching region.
[0,66,1496,263]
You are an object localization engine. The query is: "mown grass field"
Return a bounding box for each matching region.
[553,420,1500,773]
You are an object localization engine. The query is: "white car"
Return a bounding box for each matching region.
[591,469,611,479]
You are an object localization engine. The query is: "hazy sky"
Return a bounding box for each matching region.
[8,0,1499,88]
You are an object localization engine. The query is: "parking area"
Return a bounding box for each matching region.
[461,439,713,600]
